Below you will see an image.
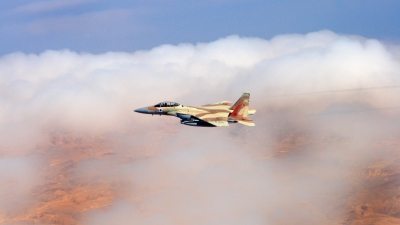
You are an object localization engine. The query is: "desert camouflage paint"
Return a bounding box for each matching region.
[134,93,256,127]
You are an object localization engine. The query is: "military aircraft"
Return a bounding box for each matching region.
[134,93,256,127]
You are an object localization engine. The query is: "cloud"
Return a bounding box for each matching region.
[0,156,41,214]
[5,8,138,36]
[0,30,400,224]
[10,0,96,15]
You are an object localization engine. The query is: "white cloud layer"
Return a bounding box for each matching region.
[0,30,400,224]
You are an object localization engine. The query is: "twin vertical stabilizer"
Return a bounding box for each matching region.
[229,93,255,126]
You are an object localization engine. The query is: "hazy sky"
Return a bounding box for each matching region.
[1,31,400,224]
[1,0,400,55]
[1,1,400,224]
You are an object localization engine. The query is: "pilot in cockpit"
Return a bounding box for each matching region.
[154,102,180,107]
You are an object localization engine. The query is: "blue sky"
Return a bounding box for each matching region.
[1,0,400,55]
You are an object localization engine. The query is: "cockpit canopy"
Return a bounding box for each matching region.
[154,101,180,107]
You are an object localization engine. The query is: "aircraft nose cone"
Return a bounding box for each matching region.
[134,107,148,114]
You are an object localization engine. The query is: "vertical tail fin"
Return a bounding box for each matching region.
[230,93,250,117]
[229,93,255,126]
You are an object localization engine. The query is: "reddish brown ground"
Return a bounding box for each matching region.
[0,132,119,225]
[273,132,400,225]
[343,140,400,225]
[0,130,399,225]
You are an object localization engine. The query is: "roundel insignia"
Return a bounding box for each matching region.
[158,108,163,112]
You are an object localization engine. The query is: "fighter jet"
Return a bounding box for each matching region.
[134,93,256,127]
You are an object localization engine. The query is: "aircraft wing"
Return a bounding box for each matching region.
[190,110,230,127]
[194,114,229,127]
[201,101,232,109]
[205,120,229,127]
[176,105,230,127]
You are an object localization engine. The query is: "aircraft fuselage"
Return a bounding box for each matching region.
[134,94,256,127]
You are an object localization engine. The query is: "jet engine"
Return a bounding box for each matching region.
[227,118,238,124]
